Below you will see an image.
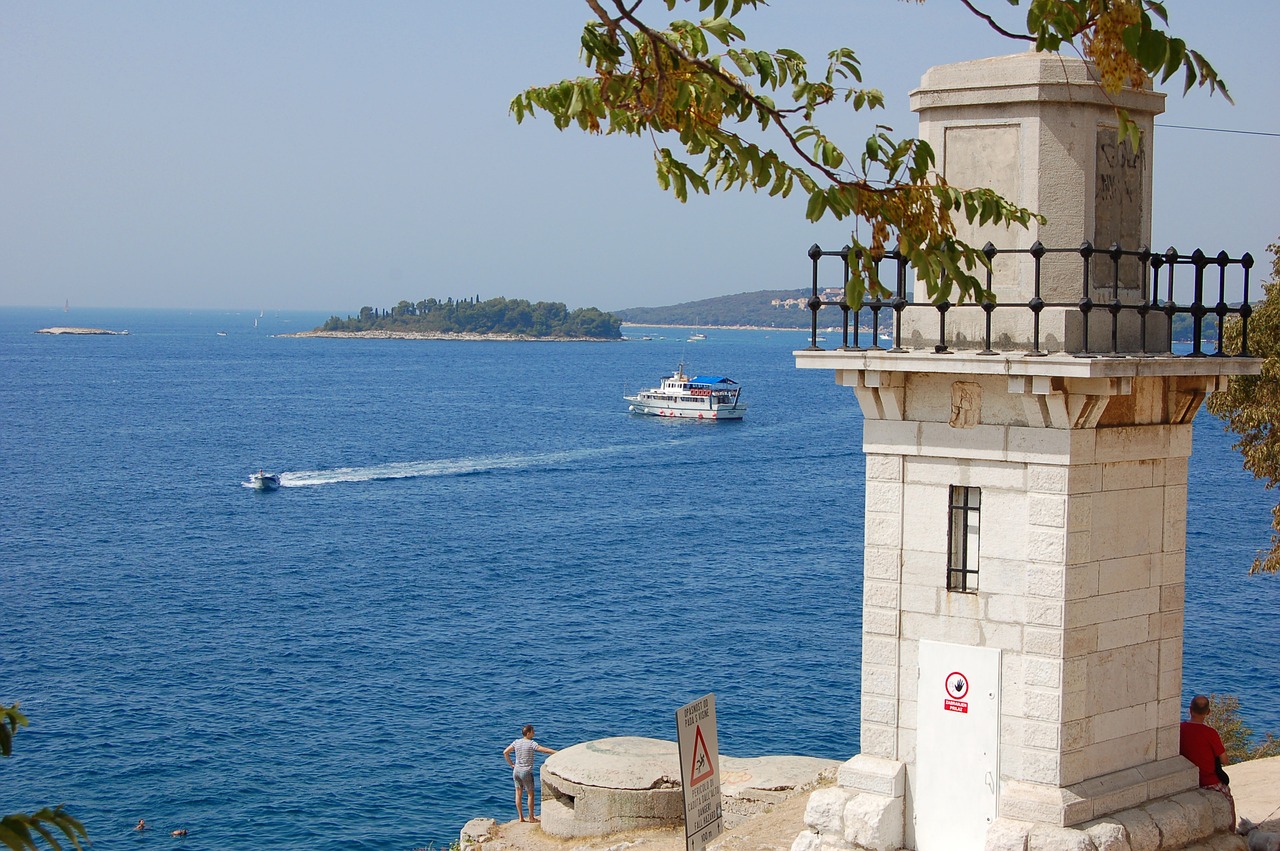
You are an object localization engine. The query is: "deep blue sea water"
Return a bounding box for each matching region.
[1,307,1276,850]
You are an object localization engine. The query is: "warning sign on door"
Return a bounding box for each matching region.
[944,671,969,713]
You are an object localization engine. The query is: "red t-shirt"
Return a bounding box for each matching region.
[1179,721,1225,787]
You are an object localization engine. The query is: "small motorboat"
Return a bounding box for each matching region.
[249,471,281,491]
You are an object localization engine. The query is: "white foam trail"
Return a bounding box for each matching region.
[275,443,678,488]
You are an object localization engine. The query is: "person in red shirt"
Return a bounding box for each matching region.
[1179,694,1234,824]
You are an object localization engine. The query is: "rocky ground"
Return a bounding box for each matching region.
[464,755,1280,851]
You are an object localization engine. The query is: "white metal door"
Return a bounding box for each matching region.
[914,640,1001,851]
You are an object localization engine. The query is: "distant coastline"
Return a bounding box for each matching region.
[36,326,129,336]
[281,330,615,342]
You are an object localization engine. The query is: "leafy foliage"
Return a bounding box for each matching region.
[319,297,623,339]
[1206,241,1280,574]
[511,0,1228,305]
[1,703,87,851]
[1209,694,1280,763]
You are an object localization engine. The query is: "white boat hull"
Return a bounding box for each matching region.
[625,363,746,421]
[249,473,281,491]
[624,396,746,420]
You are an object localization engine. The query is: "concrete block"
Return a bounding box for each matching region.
[862,696,898,726]
[863,547,902,581]
[865,479,904,511]
[1002,780,1079,825]
[1026,565,1067,598]
[1063,719,1091,751]
[1030,493,1068,527]
[1029,465,1070,494]
[1097,555,1156,596]
[987,593,1030,623]
[862,608,900,637]
[1024,685,1064,721]
[861,664,899,697]
[1066,465,1102,496]
[1029,528,1067,563]
[460,818,497,847]
[1092,704,1156,743]
[983,558,1032,596]
[1101,460,1156,491]
[865,454,903,482]
[1067,497,1094,532]
[1028,599,1066,628]
[1025,657,1064,689]
[836,755,905,797]
[980,619,1026,650]
[1112,808,1160,851]
[1094,426,1170,464]
[1067,530,1094,566]
[1136,757,1196,799]
[790,829,823,851]
[1023,749,1065,785]
[865,511,903,548]
[860,725,897,759]
[1070,767,1146,818]
[1202,787,1233,832]
[1065,626,1099,656]
[1026,627,1065,657]
[804,786,850,835]
[1024,720,1063,750]
[986,818,1033,851]
[1141,799,1195,849]
[1027,825,1097,851]
[1170,791,1215,842]
[862,636,899,667]
[864,579,901,610]
[1096,616,1150,651]
[844,792,904,851]
[1064,563,1105,604]
[863,419,921,456]
[1081,819,1130,851]
[900,583,939,615]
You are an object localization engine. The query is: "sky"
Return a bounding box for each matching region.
[2,1,1276,314]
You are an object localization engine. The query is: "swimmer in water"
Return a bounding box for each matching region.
[171,829,188,837]
[134,819,147,831]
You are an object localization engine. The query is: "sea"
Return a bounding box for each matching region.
[2,306,1277,851]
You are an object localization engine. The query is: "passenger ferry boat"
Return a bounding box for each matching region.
[625,363,746,420]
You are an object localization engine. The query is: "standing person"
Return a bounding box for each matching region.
[1179,694,1235,824]
[503,724,557,823]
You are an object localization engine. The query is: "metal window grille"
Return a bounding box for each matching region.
[947,486,981,593]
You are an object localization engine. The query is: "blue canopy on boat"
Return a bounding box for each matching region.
[689,376,737,385]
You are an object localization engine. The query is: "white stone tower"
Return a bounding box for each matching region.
[791,53,1260,851]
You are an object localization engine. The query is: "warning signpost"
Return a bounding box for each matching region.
[676,694,723,851]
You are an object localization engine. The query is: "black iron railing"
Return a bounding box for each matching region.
[804,241,1256,357]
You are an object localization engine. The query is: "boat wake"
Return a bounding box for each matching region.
[274,445,664,488]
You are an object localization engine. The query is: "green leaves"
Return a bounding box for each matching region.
[0,704,27,759]
[0,809,88,851]
[515,0,1230,307]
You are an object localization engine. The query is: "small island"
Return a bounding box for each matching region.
[36,327,129,335]
[291,297,623,341]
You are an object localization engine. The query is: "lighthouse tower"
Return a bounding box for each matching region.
[791,53,1259,851]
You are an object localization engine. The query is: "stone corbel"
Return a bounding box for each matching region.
[1010,375,1132,429]
[839,369,906,421]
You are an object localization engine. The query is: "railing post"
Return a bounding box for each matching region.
[1027,241,1047,357]
[807,243,823,351]
[1076,240,1095,358]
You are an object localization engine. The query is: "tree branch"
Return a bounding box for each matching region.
[958,0,1035,42]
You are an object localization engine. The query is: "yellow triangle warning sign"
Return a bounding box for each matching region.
[689,725,715,786]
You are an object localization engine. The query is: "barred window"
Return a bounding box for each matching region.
[947,486,981,592]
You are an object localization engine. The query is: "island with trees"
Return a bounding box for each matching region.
[301,296,623,340]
